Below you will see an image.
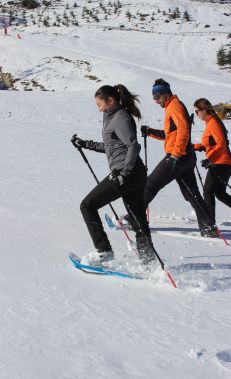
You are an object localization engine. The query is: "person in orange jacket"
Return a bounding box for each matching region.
[141,79,216,237]
[194,98,231,224]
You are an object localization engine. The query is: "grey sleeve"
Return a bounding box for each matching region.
[85,140,105,153]
[114,114,141,176]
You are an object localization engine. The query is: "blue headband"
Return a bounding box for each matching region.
[152,83,171,96]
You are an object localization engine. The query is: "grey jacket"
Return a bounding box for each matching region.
[85,106,141,177]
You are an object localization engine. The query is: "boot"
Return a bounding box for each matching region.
[81,250,114,266]
[200,227,219,238]
[136,234,156,265]
[198,218,219,238]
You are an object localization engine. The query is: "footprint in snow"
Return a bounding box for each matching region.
[188,348,207,359]
[216,350,231,369]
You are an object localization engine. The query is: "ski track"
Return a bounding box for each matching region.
[24,33,231,89]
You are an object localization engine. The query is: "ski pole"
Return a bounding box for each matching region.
[141,129,150,222]
[141,127,149,172]
[142,133,148,172]
[179,177,229,246]
[76,146,132,243]
[143,134,150,222]
[195,164,204,190]
[121,197,177,288]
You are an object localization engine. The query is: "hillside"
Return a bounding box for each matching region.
[0,1,231,378]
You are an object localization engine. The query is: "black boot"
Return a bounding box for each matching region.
[198,218,219,238]
[136,233,156,265]
[200,226,219,238]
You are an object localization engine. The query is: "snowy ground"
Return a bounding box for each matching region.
[1,0,231,378]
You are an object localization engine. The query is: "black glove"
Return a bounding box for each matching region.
[71,134,87,149]
[201,159,212,169]
[140,125,151,137]
[198,145,206,152]
[109,171,124,192]
[167,155,179,172]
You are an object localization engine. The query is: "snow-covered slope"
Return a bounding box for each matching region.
[0,0,231,378]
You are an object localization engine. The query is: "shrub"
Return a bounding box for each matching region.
[217,46,226,66]
[21,0,39,9]
[183,11,191,22]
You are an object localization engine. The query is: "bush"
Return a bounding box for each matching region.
[21,0,39,9]
[217,46,226,66]
[183,11,191,22]
[226,48,231,65]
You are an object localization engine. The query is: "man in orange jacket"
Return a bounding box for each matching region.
[141,79,216,237]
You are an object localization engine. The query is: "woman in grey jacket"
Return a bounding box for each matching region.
[71,84,156,266]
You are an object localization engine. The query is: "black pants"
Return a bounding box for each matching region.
[144,153,213,231]
[203,165,231,224]
[80,159,152,254]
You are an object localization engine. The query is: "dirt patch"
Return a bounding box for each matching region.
[0,68,18,89]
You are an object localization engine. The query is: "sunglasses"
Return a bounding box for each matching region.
[153,94,162,101]
[195,109,204,115]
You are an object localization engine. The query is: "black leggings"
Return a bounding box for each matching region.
[203,165,231,224]
[144,154,213,230]
[80,159,151,252]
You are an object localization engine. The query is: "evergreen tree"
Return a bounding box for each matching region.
[43,17,49,27]
[126,10,132,21]
[217,46,226,66]
[183,10,191,22]
[226,47,231,65]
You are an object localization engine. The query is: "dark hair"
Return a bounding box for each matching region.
[95,84,141,119]
[154,78,170,87]
[194,97,225,126]
[194,98,229,145]
[194,98,214,114]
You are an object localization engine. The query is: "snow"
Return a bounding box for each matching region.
[0,0,231,378]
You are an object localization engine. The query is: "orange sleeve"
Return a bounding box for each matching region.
[206,119,228,160]
[170,103,189,157]
[149,128,165,141]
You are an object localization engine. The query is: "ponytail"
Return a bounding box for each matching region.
[95,84,141,119]
[116,84,141,119]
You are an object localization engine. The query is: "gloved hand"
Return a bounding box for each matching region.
[201,159,212,169]
[167,155,179,172]
[109,171,124,192]
[140,125,151,137]
[71,134,87,149]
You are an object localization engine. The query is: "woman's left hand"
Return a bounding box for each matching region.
[109,172,124,191]
[71,134,87,149]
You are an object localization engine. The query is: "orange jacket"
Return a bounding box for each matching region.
[149,95,190,158]
[194,116,231,165]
